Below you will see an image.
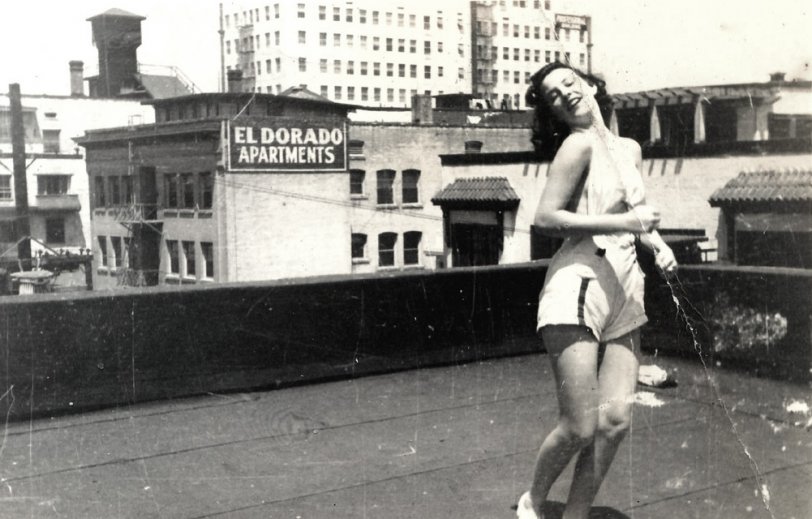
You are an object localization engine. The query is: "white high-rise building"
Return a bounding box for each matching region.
[220,1,591,110]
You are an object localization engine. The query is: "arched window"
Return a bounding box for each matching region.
[376,169,396,205]
[351,233,367,260]
[404,231,422,266]
[402,169,420,204]
[378,232,397,267]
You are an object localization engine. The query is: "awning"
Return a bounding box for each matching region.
[709,169,812,206]
[431,177,520,210]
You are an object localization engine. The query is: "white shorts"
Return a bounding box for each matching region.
[537,245,647,343]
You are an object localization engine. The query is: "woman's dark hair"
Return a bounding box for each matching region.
[525,62,614,155]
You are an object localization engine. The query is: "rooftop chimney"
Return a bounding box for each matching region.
[769,72,787,83]
[69,61,84,97]
[227,69,244,93]
[411,94,433,125]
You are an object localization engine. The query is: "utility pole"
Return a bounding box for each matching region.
[9,83,31,265]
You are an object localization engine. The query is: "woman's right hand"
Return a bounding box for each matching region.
[628,205,661,233]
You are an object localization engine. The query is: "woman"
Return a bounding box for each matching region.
[517,62,677,519]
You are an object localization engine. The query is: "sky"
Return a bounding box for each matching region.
[0,0,809,97]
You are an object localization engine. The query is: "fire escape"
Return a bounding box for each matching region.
[237,24,256,92]
[113,139,162,287]
[472,3,496,102]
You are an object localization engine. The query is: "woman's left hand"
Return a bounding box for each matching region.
[655,246,678,278]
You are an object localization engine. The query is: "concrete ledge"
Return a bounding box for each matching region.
[1,260,809,421]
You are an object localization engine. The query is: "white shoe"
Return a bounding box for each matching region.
[516,491,541,519]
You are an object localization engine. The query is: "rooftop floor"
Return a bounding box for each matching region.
[1,353,810,518]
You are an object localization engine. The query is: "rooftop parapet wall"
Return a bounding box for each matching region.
[1,261,811,421]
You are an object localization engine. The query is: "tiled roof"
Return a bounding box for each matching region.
[432,177,520,208]
[709,169,812,206]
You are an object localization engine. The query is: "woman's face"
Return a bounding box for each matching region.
[540,68,597,129]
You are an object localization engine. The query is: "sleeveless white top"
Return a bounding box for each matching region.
[551,131,646,278]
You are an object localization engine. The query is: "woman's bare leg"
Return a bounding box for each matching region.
[563,330,640,519]
[527,325,600,517]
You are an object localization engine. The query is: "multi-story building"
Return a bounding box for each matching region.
[220,0,590,110]
[76,87,533,289]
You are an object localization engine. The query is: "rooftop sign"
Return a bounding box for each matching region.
[227,118,347,172]
[555,14,588,29]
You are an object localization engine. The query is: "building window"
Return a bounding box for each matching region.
[122,176,133,204]
[534,26,540,39]
[297,3,305,18]
[43,130,60,153]
[299,58,307,72]
[94,176,106,207]
[350,169,365,196]
[321,85,328,97]
[424,41,431,54]
[181,173,195,209]
[266,59,272,73]
[424,65,431,79]
[580,53,586,67]
[319,32,327,46]
[410,64,417,78]
[386,38,393,51]
[359,9,367,23]
[397,13,404,26]
[545,50,551,63]
[525,48,530,61]
[438,66,444,77]
[334,33,341,47]
[410,40,416,53]
[378,232,397,267]
[361,87,368,101]
[387,88,394,102]
[0,176,11,200]
[334,86,342,100]
[373,36,380,50]
[347,86,355,100]
[545,27,550,40]
[403,231,421,266]
[503,47,509,60]
[534,49,540,63]
[166,240,179,275]
[376,169,395,205]
[334,60,341,73]
[398,39,405,52]
[438,41,443,53]
[402,169,420,204]
[360,35,367,48]
[386,63,393,77]
[320,59,328,73]
[98,236,108,267]
[165,174,178,208]
[45,218,65,245]
[108,235,121,268]
[346,7,353,22]
[319,5,326,20]
[398,64,405,77]
[182,241,196,278]
[424,15,430,30]
[373,10,379,24]
[351,233,367,260]
[374,87,381,102]
[347,34,354,47]
[373,62,380,76]
[109,176,121,205]
[37,175,70,195]
[199,172,213,209]
[436,14,443,29]
[201,242,214,278]
[347,61,354,74]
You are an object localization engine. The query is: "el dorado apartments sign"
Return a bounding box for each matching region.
[227,119,347,172]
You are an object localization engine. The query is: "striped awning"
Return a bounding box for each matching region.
[432,177,520,209]
[709,169,812,206]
